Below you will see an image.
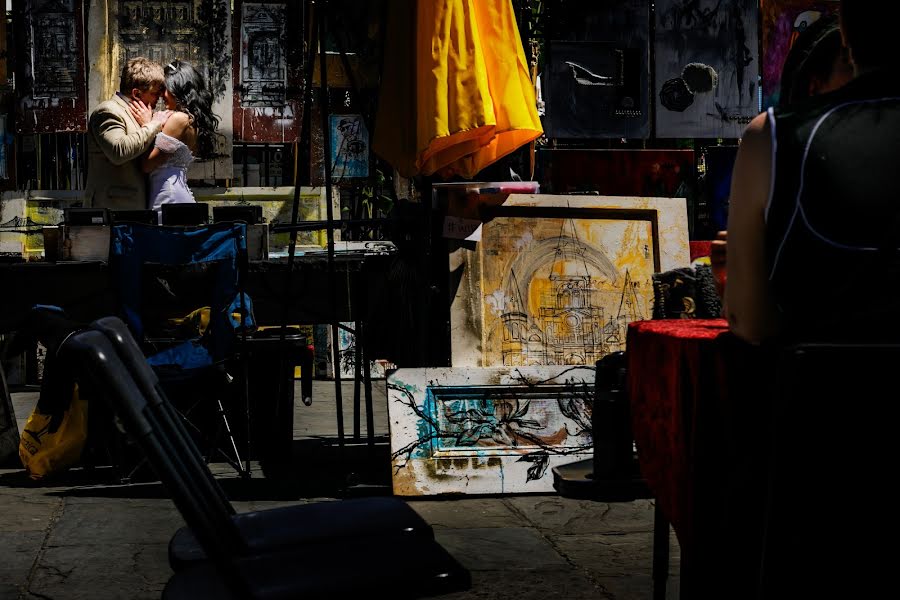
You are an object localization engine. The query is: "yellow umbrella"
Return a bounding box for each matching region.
[374,0,542,179]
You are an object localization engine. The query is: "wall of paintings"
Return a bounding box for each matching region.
[536,0,841,237]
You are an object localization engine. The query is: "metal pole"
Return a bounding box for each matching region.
[317,0,347,474]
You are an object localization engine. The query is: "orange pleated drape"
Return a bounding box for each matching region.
[374,0,542,179]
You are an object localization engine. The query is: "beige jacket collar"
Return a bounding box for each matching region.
[113,93,140,129]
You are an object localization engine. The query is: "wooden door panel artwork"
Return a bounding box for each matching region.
[450,195,691,368]
[88,0,234,178]
[15,0,89,134]
[232,0,304,143]
[654,0,759,138]
[388,366,595,496]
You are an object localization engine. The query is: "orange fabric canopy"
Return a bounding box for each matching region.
[374,0,542,179]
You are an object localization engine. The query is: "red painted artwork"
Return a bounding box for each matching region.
[538,148,696,198]
[232,0,303,143]
[14,0,88,134]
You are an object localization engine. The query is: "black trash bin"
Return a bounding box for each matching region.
[237,329,312,480]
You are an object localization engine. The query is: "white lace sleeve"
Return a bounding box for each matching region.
[154,132,182,154]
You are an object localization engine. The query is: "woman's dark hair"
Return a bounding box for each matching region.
[840,1,899,68]
[164,59,220,159]
[779,15,844,107]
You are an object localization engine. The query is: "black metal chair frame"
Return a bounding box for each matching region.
[63,317,471,598]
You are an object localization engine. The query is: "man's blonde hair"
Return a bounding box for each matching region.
[119,57,165,94]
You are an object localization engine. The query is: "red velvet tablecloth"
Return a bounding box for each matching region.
[626,319,729,556]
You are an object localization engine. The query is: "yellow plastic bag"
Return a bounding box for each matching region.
[18,385,88,481]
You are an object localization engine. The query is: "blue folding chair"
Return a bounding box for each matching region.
[109,222,255,477]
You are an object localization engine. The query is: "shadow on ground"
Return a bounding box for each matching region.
[0,437,394,501]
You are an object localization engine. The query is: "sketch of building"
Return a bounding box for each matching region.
[499,219,646,367]
[31,0,78,98]
[240,3,286,107]
[118,1,197,66]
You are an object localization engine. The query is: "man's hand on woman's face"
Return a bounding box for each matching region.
[128,99,154,127]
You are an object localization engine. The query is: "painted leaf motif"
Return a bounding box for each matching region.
[517,453,550,481]
[457,424,491,446]
[491,428,516,446]
[558,397,592,430]
[511,400,531,419]
[513,418,542,430]
[445,407,492,425]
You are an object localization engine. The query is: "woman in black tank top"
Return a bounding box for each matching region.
[725,0,900,344]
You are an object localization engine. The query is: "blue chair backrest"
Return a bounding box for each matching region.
[109,222,248,362]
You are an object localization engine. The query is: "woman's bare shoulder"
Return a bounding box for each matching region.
[742,112,771,146]
[161,111,193,138]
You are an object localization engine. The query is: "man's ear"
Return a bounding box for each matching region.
[129,88,142,102]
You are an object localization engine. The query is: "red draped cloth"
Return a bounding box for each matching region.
[627,320,728,556]
[627,319,772,596]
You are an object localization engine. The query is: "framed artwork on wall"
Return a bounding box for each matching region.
[543,0,651,140]
[388,365,595,496]
[14,0,88,134]
[233,0,304,143]
[654,0,759,138]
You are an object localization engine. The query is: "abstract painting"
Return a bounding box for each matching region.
[761,0,840,109]
[538,148,695,197]
[88,0,233,178]
[654,0,759,138]
[15,0,88,133]
[233,0,304,142]
[388,365,595,495]
[543,0,650,139]
[451,195,691,367]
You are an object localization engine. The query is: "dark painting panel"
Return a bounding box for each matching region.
[538,148,695,198]
[232,0,303,143]
[15,0,88,134]
[543,0,651,139]
[654,0,759,138]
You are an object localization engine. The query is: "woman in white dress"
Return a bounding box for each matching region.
[130,60,220,218]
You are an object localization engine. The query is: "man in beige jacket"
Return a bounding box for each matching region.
[84,57,170,210]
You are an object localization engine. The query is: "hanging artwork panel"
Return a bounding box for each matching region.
[654,0,759,138]
[14,0,88,134]
[233,0,303,143]
[761,0,840,109]
[88,0,233,178]
[450,195,691,368]
[543,0,651,139]
[329,114,369,180]
[388,365,595,495]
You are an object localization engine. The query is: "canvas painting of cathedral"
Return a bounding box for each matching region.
[478,209,659,368]
[450,195,691,368]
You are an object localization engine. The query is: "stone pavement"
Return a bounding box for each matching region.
[1,381,680,600]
